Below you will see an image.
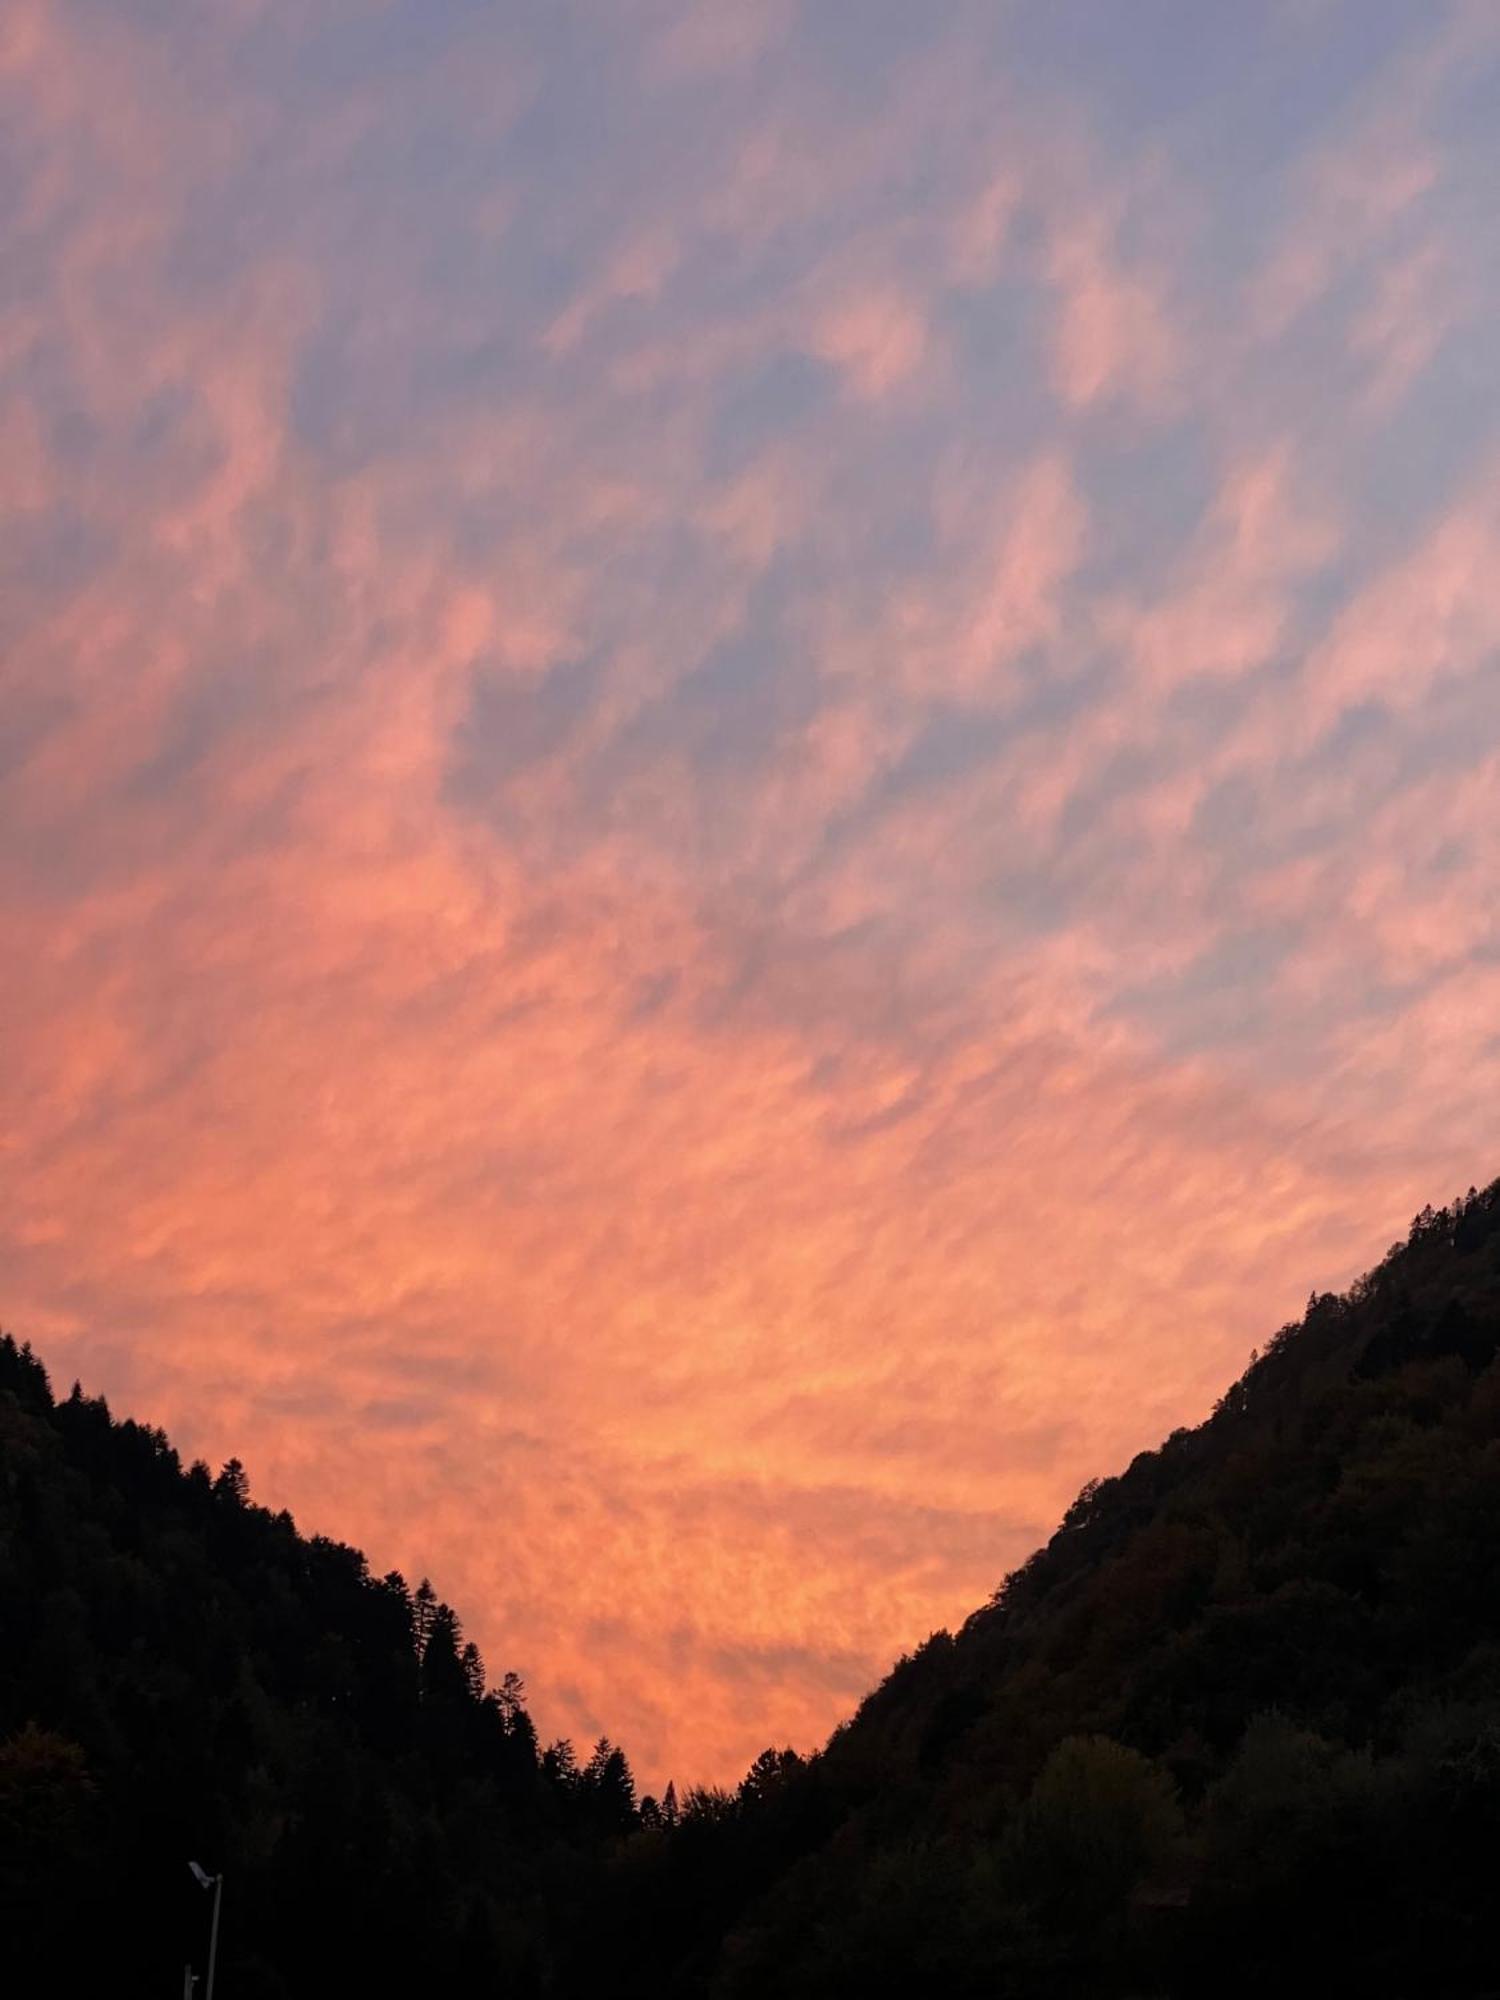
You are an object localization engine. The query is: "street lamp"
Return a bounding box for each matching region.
[187,1861,224,2000]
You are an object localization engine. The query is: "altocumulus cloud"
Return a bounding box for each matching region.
[3,0,1500,1784]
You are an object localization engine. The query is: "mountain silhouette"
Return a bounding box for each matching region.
[4,1177,1497,1996]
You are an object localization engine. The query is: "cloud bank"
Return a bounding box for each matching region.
[4,0,1499,1784]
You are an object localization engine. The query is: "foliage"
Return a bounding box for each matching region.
[4,1175,1498,1994]
[625,1178,1500,1996]
[0,1337,637,1995]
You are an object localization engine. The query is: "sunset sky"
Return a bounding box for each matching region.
[4,0,1499,1789]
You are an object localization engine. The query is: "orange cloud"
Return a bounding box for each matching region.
[4,0,1499,1797]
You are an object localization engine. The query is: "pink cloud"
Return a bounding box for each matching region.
[1046,211,1180,411]
[544,227,682,357]
[1349,234,1465,414]
[1108,441,1339,693]
[648,0,799,82]
[888,452,1087,702]
[1298,460,1500,740]
[1249,3,1499,347]
[946,170,1020,288]
[807,284,930,401]
[4,0,1499,1797]
[1253,141,1439,340]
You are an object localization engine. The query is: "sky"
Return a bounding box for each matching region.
[4,0,1499,1790]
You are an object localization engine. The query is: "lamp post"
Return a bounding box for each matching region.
[188,1861,223,2000]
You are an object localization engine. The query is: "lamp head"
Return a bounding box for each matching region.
[188,1860,216,1891]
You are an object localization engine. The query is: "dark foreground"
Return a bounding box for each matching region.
[3,1181,1498,1995]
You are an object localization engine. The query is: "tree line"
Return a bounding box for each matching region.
[4,1177,1499,1994]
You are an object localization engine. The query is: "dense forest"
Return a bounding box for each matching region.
[0,1343,637,1995]
[4,1178,1499,1995]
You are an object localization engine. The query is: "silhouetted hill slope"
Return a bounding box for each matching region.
[6,1179,1500,1999]
[0,1343,638,1998]
[618,1183,1500,1999]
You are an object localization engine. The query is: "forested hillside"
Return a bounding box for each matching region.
[0,1341,637,1996]
[619,1182,1500,1997]
[5,1179,1499,1997]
